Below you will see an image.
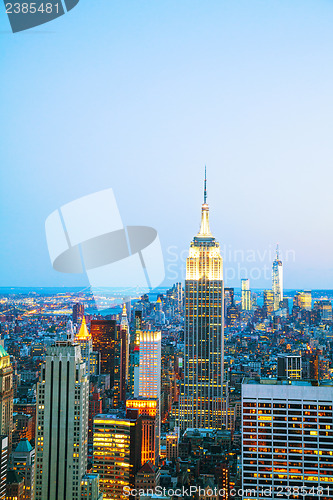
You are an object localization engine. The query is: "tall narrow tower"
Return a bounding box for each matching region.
[120,303,130,383]
[180,169,224,430]
[34,341,89,500]
[272,244,283,311]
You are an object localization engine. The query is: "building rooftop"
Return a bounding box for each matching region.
[0,345,9,358]
[76,316,90,340]
[14,438,33,453]
[244,378,333,387]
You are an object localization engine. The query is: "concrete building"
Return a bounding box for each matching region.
[242,379,333,499]
[34,341,89,500]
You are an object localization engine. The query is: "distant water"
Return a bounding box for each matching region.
[0,287,86,295]
[1,287,333,302]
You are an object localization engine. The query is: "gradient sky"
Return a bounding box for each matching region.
[1,0,333,289]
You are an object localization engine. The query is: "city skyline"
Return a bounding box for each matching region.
[2,1,333,498]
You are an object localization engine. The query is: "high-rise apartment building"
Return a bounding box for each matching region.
[0,346,13,452]
[241,279,251,311]
[93,414,142,500]
[180,171,224,430]
[242,379,333,500]
[272,246,283,311]
[34,341,89,500]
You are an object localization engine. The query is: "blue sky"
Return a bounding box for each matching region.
[1,0,333,289]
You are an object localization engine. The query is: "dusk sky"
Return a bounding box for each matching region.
[1,0,333,289]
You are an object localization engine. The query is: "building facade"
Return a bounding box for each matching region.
[241,279,251,311]
[138,331,161,400]
[34,341,89,500]
[90,320,118,376]
[242,380,333,499]
[126,398,159,465]
[0,346,13,452]
[180,174,224,430]
[93,414,142,500]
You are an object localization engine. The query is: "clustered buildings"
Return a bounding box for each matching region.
[0,177,332,499]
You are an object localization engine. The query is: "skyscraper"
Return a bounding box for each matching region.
[0,346,13,452]
[126,398,159,465]
[241,279,251,311]
[119,304,130,402]
[293,291,312,311]
[180,169,224,430]
[90,320,121,405]
[90,320,117,375]
[138,330,161,400]
[34,341,89,500]
[93,414,142,500]
[242,379,333,500]
[73,303,84,325]
[263,290,274,317]
[272,245,283,311]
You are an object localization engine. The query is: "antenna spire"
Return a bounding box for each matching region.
[204,165,207,204]
[276,243,279,260]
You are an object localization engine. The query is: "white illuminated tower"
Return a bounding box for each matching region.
[272,244,283,311]
[34,341,89,500]
[138,330,161,400]
[180,168,224,430]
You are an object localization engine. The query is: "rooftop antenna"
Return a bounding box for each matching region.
[204,165,207,204]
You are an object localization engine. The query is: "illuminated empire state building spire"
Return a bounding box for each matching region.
[180,168,224,430]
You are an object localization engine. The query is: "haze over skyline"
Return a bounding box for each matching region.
[1,0,333,288]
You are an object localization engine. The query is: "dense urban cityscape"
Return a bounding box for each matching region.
[0,182,332,500]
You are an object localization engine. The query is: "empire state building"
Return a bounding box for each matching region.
[180,170,224,430]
